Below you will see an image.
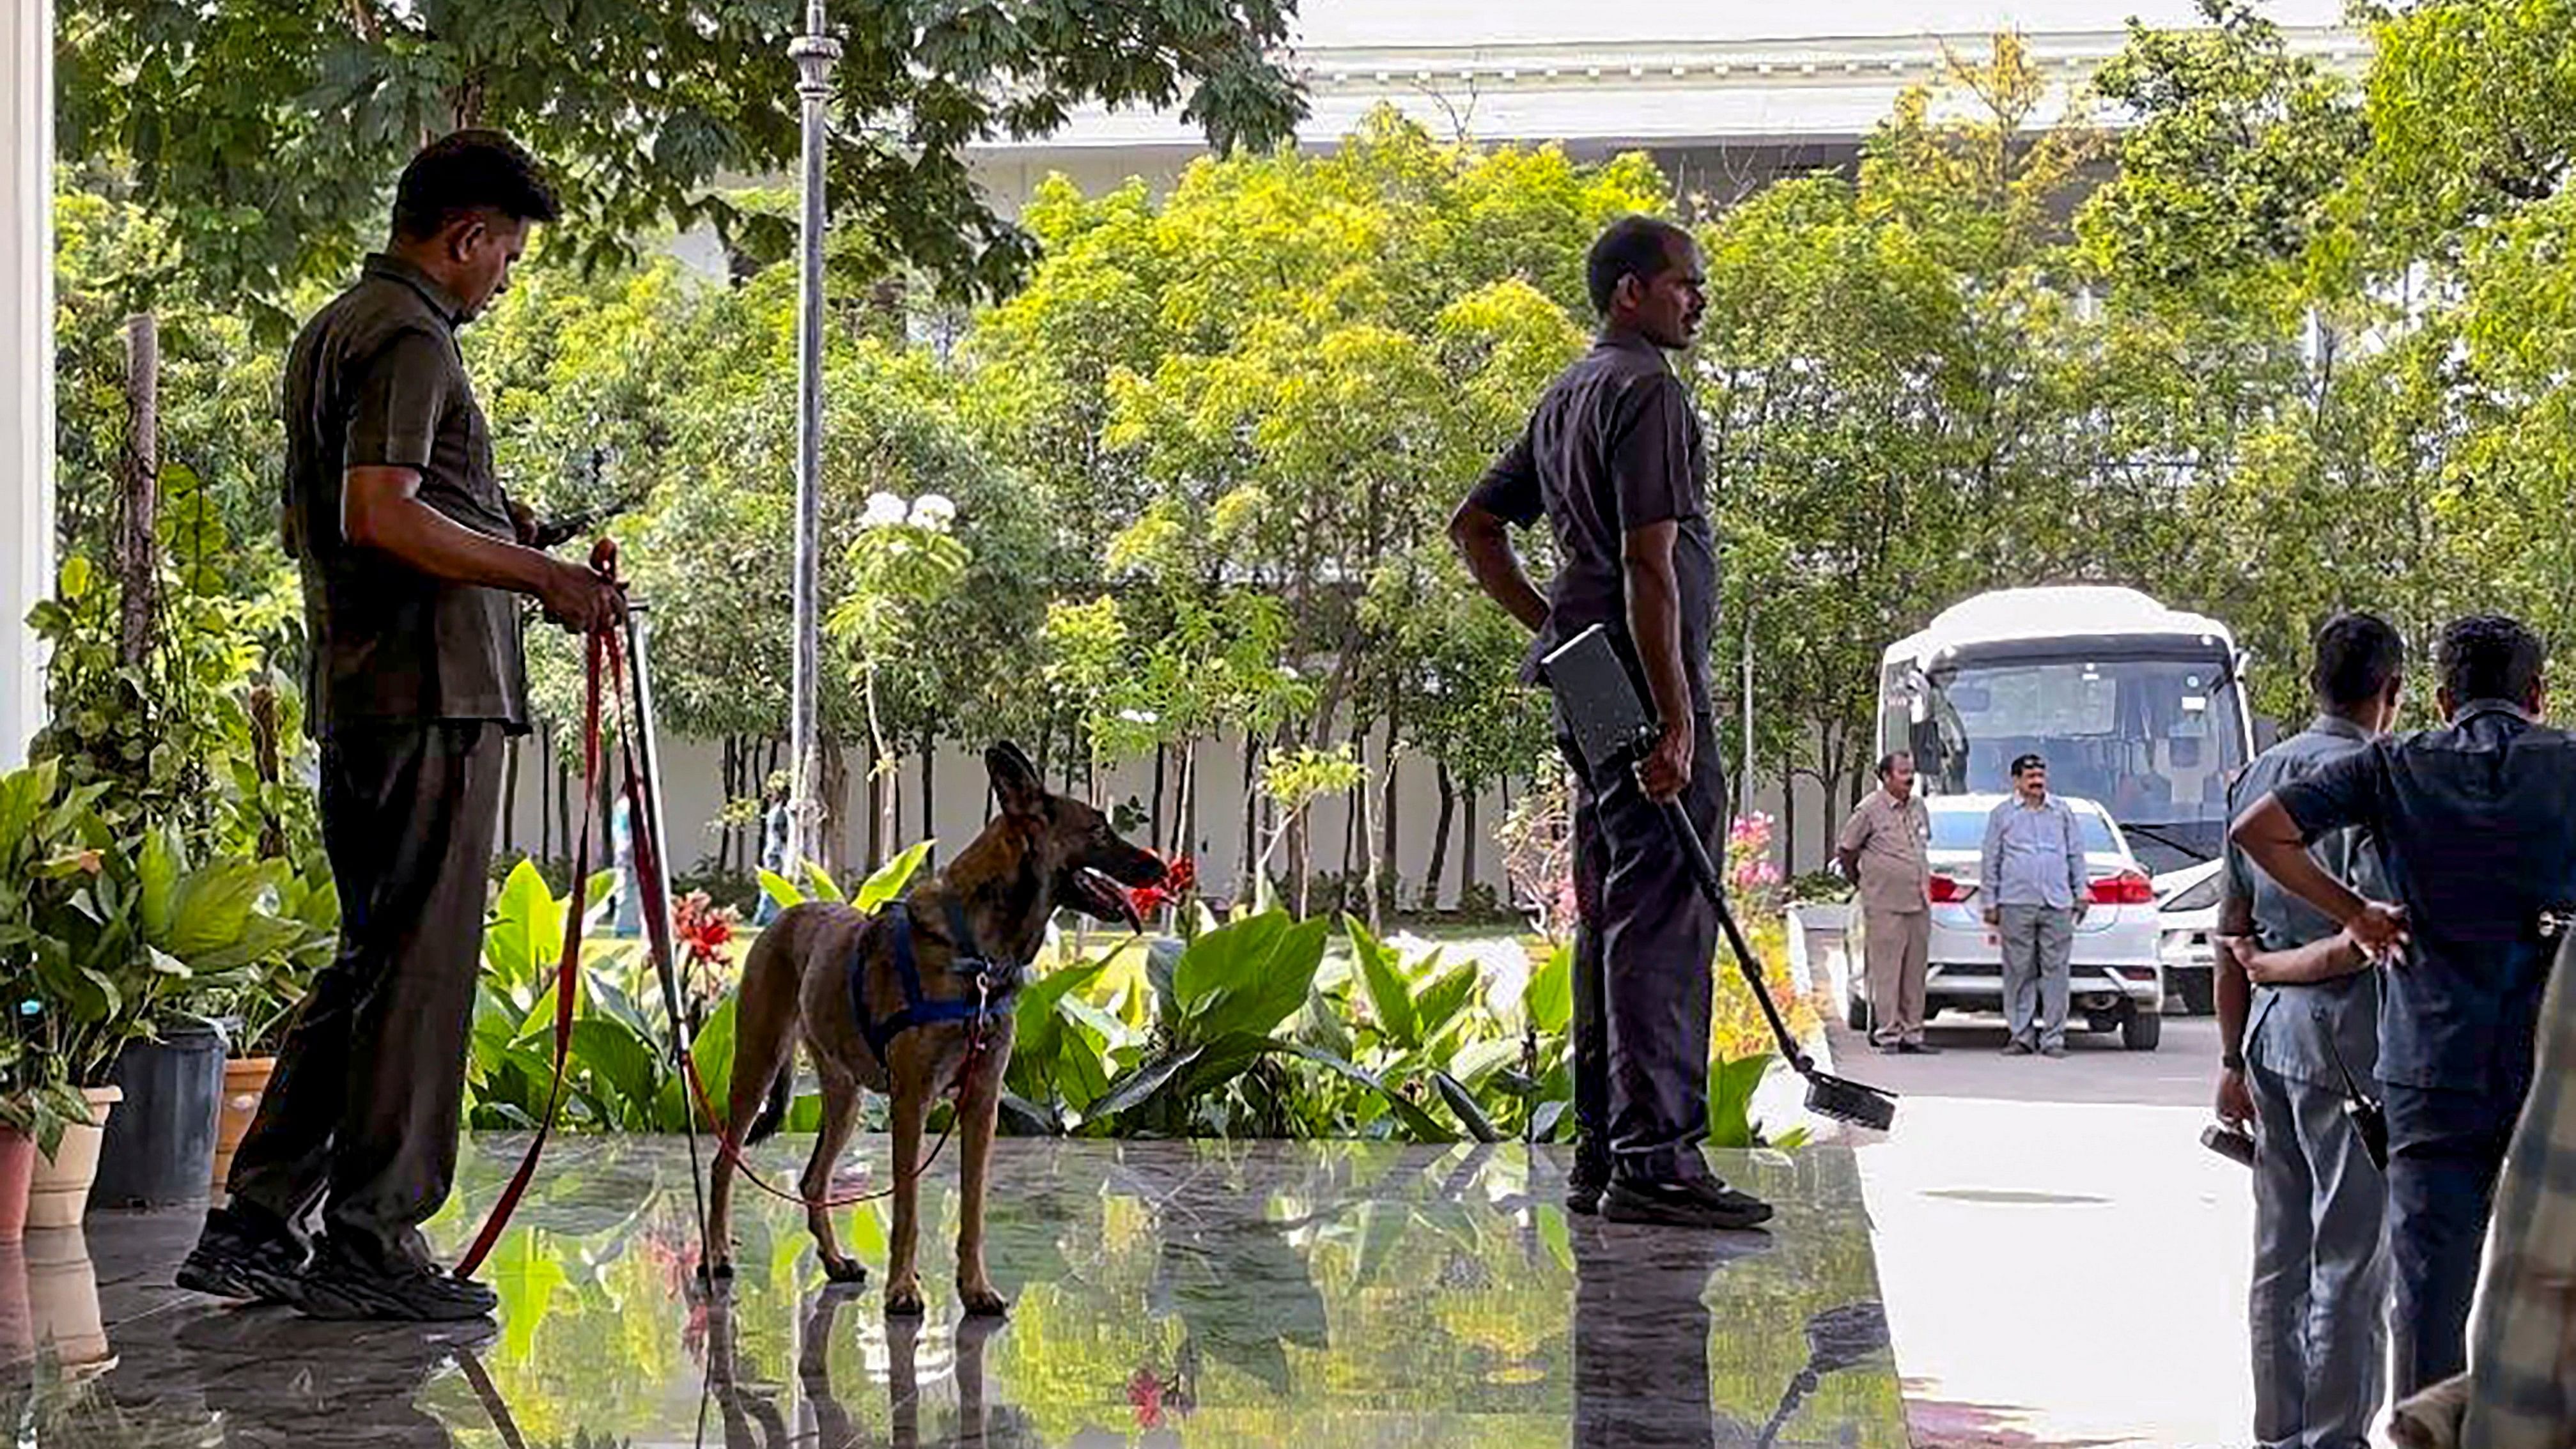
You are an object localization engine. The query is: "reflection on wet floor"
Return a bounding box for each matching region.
[5,1138,1905,1447]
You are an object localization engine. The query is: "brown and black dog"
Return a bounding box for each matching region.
[707,742,1163,1316]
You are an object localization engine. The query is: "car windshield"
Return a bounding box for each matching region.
[1928,805,2118,855]
[1898,653,2244,870]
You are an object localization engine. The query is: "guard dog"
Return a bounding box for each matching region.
[707,742,1163,1317]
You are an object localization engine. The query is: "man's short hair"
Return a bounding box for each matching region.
[1585,215,1691,316]
[2311,610,2407,709]
[1874,750,1911,781]
[392,130,561,242]
[2437,614,2545,705]
[2010,754,2047,778]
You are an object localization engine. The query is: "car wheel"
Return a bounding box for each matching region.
[1846,993,1873,1034]
[2122,1007,2163,1052]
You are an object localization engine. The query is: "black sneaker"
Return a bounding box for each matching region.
[1898,1041,1941,1056]
[176,1205,309,1305]
[1602,1177,1774,1230]
[2001,1039,2034,1057]
[1567,1148,1611,1216]
[291,1237,498,1322]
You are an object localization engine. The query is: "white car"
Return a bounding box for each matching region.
[2153,858,2224,1015]
[1845,793,2167,1051]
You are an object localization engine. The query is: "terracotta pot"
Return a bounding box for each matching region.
[207,1057,275,1202]
[26,1087,120,1231]
[24,1225,111,1370]
[0,1130,33,1244]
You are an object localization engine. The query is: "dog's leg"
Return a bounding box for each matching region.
[801,1060,869,1285]
[883,1080,930,1317]
[886,1308,924,1449]
[955,1046,1009,1317]
[958,1310,1002,1441]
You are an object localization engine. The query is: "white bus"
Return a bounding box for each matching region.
[1876,587,2258,876]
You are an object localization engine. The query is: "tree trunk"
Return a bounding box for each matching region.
[1779,738,1796,872]
[717,736,737,874]
[538,724,555,865]
[818,731,849,879]
[1426,763,1456,913]
[117,313,159,669]
[1236,738,1259,907]
[919,727,935,864]
[1459,786,1480,908]
[1377,712,1401,918]
[1360,733,1383,932]
[1339,732,1362,908]
[554,736,574,874]
[502,735,519,859]
[1150,743,1168,855]
[1179,737,1199,862]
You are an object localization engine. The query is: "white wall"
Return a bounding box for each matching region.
[2,1,54,767]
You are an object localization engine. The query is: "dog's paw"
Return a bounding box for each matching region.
[884,1280,926,1317]
[821,1255,869,1286]
[959,1282,1010,1319]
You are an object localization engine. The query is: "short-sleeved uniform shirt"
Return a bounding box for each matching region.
[283,252,529,740]
[2274,702,2576,1097]
[2223,715,2384,1085]
[1837,788,1931,915]
[1466,331,1718,716]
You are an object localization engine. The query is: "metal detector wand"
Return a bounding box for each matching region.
[623,599,715,1273]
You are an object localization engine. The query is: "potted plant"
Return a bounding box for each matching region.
[0,761,302,1224]
[198,865,334,1198]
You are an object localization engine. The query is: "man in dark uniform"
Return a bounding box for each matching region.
[2213,611,2404,1449]
[178,132,624,1321]
[2231,614,2576,1395]
[1449,215,1769,1231]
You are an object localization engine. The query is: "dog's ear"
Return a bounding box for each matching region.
[985,741,1046,817]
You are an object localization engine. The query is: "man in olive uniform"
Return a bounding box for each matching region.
[1837,751,1937,1054]
[1450,215,1770,1232]
[178,132,623,1321]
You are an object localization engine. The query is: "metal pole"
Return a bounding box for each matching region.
[624,603,711,1273]
[786,1,839,874]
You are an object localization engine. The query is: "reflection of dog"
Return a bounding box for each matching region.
[708,743,1163,1316]
[706,1288,1018,1449]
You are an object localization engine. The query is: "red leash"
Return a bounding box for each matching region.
[451,546,625,1280]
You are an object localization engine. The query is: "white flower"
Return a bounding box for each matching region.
[910,493,957,531]
[1118,707,1160,725]
[861,491,909,528]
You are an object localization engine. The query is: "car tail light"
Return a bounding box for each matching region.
[1928,874,1969,904]
[2089,871,2155,906]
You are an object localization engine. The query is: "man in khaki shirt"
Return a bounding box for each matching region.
[1837,751,1938,1054]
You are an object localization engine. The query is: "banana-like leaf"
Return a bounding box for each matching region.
[1432,1070,1501,1143]
[857,841,933,911]
[1344,914,1417,1048]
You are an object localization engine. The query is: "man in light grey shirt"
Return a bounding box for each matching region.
[1980,753,2090,1057]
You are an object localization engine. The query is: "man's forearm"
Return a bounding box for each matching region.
[1448,505,1548,634]
[2216,881,2254,1058]
[2246,933,2367,985]
[2230,794,2367,926]
[347,480,553,596]
[1621,546,1689,729]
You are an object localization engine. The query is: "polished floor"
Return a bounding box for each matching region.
[10,1138,1904,1448]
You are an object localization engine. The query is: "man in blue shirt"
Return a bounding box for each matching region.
[2231,614,2576,1397]
[2215,612,2404,1449]
[1980,754,2091,1057]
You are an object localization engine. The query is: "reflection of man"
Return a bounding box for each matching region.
[1450,215,1768,1231]
[2232,615,2576,1397]
[1836,752,1936,1055]
[2213,611,2403,1449]
[1980,755,2088,1058]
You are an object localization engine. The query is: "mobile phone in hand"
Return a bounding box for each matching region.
[2201,1122,2256,1168]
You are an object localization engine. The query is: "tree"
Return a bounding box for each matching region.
[58,0,1307,314]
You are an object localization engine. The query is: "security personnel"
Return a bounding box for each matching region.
[2231,614,2576,1397]
[1450,215,1769,1231]
[1836,750,1937,1054]
[2215,612,2405,1449]
[178,132,624,1321]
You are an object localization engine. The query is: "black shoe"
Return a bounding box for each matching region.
[291,1237,498,1322]
[1567,1149,1611,1216]
[176,1205,309,1305]
[2001,1039,2033,1057]
[1898,1041,1941,1056]
[2039,1042,2067,1059]
[1601,1177,1774,1231]
[1874,1040,1903,1055]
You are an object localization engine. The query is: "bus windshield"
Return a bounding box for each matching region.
[1898,653,2246,869]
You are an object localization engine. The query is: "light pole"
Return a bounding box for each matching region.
[786,0,839,874]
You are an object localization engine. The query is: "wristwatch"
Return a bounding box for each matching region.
[2221,1050,2246,1072]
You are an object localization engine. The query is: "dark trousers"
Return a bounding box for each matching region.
[2381,1080,2521,1397]
[1562,711,1722,1185]
[228,721,504,1270]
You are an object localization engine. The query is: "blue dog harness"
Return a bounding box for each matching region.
[850,897,1025,1070]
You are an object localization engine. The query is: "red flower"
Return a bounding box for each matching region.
[1128,883,1174,916]
[673,890,738,968]
[1164,854,1199,894]
[1128,1368,1166,1429]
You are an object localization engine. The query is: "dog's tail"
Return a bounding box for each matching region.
[744,1053,793,1146]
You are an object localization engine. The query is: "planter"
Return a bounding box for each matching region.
[208,1057,277,1200]
[92,1019,228,1209]
[27,1087,120,1231]
[0,1130,33,1244]
[24,1226,111,1371]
